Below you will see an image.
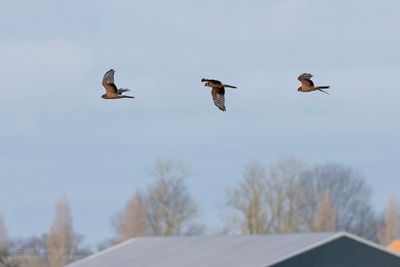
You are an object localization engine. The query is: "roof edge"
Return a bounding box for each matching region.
[66,237,141,267]
[263,232,400,267]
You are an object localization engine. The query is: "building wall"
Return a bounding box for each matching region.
[272,237,400,267]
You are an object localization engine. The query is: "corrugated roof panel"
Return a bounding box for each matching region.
[68,233,337,267]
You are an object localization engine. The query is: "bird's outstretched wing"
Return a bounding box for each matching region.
[297,73,314,87]
[102,69,118,95]
[202,78,223,85]
[103,69,115,84]
[211,87,226,111]
[117,88,130,94]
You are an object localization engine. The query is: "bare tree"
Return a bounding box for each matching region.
[224,158,378,239]
[378,196,400,246]
[18,256,44,267]
[115,192,147,242]
[0,250,17,267]
[45,196,88,267]
[0,214,10,267]
[146,159,201,236]
[213,226,233,236]
[9,236,48,267]
[0,215,7,251]
[0,215,19,267]
[266,156,306,233]
[298,164,378,240]
[226,162,269,234]
[312,189,336,232]
[96,238,117,252]
[225,157,306,234]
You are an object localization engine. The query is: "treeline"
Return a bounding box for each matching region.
[0,157,399,267]
[0,196,91,267]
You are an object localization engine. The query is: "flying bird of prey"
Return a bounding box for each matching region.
[297,73,330,94]
[101,69,134,99]
[201,78,237,111]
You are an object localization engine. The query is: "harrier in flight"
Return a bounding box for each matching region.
[297,73,330,94]
[101,69,134,99]
[201,78,237,111]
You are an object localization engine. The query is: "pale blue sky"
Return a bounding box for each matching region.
[0,0,399,247]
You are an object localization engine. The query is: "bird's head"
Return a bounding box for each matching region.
[297,87,301,91]
[101,94,107,99]
[204,82,209,87]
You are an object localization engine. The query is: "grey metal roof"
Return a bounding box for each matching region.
[68,232,347,267]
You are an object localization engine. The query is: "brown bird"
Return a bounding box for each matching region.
[201,78,237,111]
[297,73,330,94]
[101,69,134,99]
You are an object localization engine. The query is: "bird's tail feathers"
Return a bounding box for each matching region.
[121,95,135,99]
[317,86,330,94]
[223,84,237,89]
